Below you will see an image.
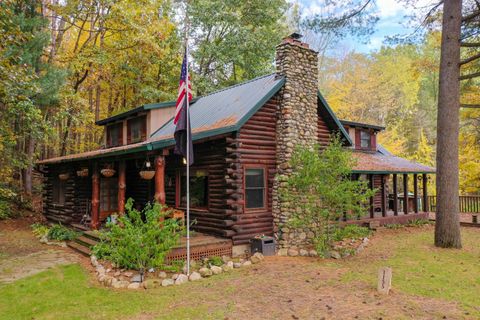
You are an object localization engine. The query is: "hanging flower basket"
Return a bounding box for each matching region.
[101,168,116,178]
[139,170,155,180]
[58,173,69,181]
[76,168,89,177]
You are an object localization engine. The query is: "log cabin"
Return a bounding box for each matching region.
[38,34,435,256]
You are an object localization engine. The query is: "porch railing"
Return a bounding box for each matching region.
[427,195,480,213]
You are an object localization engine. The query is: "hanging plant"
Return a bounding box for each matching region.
[58,173,70,181]
[77,168,89,177]
[139,158,155,180]
[101,163,116,178]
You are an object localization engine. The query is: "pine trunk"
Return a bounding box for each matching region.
[435,0,462,248]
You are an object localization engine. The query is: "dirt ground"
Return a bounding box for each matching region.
[0,218,474,320]
[0,218,80,283]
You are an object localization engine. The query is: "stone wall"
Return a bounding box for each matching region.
[272,37,319,250]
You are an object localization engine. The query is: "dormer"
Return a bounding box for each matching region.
[340,120,385,152]
[96,101,177,148]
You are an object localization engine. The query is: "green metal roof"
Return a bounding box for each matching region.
[95,101,178,126]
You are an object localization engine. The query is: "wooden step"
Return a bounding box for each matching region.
[83,230,102,241]
[75,235,98,248]
[71,223,90,232]
[67,241,91,256]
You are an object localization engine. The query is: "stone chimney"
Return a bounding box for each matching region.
[273,33,319,251]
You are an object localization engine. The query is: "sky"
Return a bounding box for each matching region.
[299,0,430,53]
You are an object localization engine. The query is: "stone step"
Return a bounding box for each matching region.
[67,241,91,256]
[75,235,98,248]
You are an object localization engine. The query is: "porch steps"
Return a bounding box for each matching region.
[67,240,92,256]
[71,223,90,232]
[67,230,101,257]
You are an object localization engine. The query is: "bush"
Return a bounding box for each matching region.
[0,200,11,220]
[47,224,78,241]
[92,198,184,271]
[332,225,371,241]
[31,223,50,238]
[207,256,223,267]
[0,186,16,220]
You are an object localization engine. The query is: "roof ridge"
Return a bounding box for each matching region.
[197,73,277,99]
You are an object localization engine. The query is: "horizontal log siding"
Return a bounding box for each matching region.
[317,111,331,148]
[43,164,90,225]
[230,96,279,245]
[125,159,153,207]
[165,139,234,238]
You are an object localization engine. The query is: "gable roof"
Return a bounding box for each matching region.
[340,119,385,132]
[351,150,435,174]
[38,73,350,164]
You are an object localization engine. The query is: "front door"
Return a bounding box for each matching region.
[100,177,118,221]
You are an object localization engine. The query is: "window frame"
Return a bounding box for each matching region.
[106,122,123,148]
[127,115,147,144]
[244,165,267,212]
[175,168,209,211]
[359,129,371,149]
[52,177,66,205]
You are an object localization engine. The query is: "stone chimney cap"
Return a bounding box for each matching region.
[281,32,309,49]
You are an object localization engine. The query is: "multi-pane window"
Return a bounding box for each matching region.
[245,168,266,209]
[100,178,118,213]
[127,116,146,144]
[180,174,208,209]
[360,130,371,149]
[106,123,123,147]
[52,178,66,205]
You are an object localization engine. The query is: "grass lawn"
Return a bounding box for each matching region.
[342,226,480,317]
[0,225,479,319]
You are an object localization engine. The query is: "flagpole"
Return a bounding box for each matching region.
[185,2,191,276]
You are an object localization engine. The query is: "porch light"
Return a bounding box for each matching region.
[145,160,151,168]
[183,158,187,165]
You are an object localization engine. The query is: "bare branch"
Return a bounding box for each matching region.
[459,71,480,80]
[462,9,480,22]
[459,52,480,66]
[460,42,480,47]
[460,104,480,108]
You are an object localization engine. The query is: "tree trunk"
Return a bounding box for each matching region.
[435,0,462,248]
[23,135,35,195]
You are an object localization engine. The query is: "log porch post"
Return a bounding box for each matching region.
[91,163,100,229]
[393,174,398,215]
[369,174,374,218]
[413,173,419,213]
[422,174,428,212]
[381,175,387,217]
[403,174,409,215]
[154,156,166,204]
[118,160,126,215]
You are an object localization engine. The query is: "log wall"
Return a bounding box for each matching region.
[317,110,331,148]
[228,96,280,245]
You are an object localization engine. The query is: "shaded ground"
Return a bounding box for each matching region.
[0,218,80,283]
[0,219,479,320]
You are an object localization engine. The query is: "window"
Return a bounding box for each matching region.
[245,168,266,209]
[106,123,123,147]
[127,116,146,144]
[52,178,65,205]
[180,173,208,209]
[100,178,118,213]
[360,130,371,149]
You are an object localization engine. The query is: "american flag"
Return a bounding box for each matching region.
[174,52,192,125]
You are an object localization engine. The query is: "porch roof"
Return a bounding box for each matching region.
[351,150,435,174]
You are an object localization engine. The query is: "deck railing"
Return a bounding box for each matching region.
[427,195,480,213]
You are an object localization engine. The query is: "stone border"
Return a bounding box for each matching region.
[90,252,265,290]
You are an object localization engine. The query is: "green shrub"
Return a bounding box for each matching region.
[47,224,78,241]
[0,186,16,220]
[31,223,50,238]
[92,198,184,271]
[207,256,223,267]
[0,200,11,220]
[385,223,403,229]
[407,219,431,227]
[333,225,371,241]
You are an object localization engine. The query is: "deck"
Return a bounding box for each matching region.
[428,212,480,228]
[167,233,233,262]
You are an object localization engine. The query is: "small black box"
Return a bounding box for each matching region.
[250,236,276,256]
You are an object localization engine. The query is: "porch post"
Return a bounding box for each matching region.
[381,175,387,217]
[413,173,419,213]
[403,174,408,215]
[369,174,374,218]
[118,160,126,215]
[393,174,398,215]
[154,156,166,204]
[91,163,100,229]
[422,174,428,212]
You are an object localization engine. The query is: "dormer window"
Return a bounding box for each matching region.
[127,116,146,144]
[106,123,123,148]
[360,130,371,149]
